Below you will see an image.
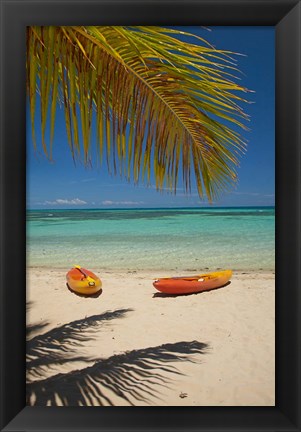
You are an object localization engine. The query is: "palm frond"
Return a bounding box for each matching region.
[26,26,250,201]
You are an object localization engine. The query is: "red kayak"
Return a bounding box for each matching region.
[153,270,232,295]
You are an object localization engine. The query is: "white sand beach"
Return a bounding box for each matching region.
[26,268,275,407]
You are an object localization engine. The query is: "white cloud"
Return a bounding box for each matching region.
[232,192,275,198]
[101,200,144,206]
[44,198,87,206]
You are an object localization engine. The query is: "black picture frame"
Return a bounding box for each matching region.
[0,0,300,430]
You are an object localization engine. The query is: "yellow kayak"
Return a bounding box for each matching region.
[66,265,102,295]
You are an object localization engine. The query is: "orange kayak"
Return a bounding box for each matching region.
[153,270,232,295]
[66,265,102,295]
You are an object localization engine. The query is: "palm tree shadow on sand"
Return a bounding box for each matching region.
[27,341,208,406]
[27,307,133,380]
[152,281,231,298]
[27,304,209,406]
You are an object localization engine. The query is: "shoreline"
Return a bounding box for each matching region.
[27,265,275,274]
[27,268,275,406]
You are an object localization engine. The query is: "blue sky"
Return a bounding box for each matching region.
[27,26,275,209]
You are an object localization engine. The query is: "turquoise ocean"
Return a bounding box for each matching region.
[27,207,275,272]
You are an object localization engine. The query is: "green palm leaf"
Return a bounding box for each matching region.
[26,26,250,202]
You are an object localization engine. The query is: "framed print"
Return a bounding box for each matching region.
[0,0,300,431]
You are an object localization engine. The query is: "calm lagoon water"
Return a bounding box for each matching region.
[27,207,275,272]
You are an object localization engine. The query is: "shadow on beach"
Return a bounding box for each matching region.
[152,281,231,298]
[26,302,209,406]
[27,340,208,406]
[27,308,133,380]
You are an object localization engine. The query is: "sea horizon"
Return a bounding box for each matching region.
[28,205,275,211]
